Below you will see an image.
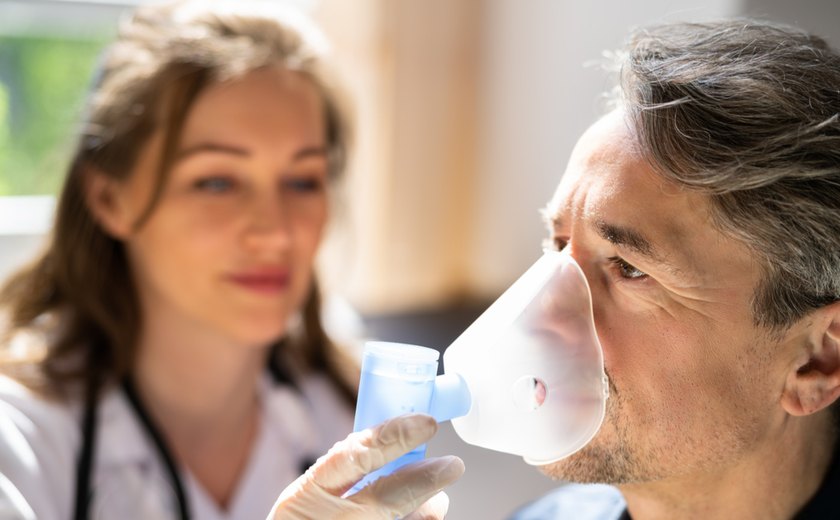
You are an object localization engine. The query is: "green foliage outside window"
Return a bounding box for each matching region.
[0,36,105,195]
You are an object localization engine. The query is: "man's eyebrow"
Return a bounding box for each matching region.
[547,212,687,277]
[597,220,693,278]
[596,219,690,278]
[596,220,657,259]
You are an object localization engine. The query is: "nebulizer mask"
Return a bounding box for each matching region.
[349,250,609,492]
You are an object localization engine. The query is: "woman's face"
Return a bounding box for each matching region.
[102,66,330,348]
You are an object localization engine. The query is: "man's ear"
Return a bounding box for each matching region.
[82,167,133,239]
[781,302,840,416]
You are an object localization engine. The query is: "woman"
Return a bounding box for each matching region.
[0,1,463,519]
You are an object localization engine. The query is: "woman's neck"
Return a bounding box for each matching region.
[134,333,265,439]
[132,317,270,507]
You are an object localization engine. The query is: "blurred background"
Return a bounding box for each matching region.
[1,0,839,518]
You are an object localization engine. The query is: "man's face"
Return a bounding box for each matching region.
[540,110,805,484]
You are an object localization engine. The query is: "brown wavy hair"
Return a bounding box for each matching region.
[0,0,357,403]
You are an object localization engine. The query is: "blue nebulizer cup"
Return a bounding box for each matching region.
[349,249,609,492]
[348,341,470,495]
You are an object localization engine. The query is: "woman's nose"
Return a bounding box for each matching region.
[242,194,292,253]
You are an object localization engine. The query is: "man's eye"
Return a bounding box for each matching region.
[551,236,568,251]
[607,256,648,280]
[194,176,235,193]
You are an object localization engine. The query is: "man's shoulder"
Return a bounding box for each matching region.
[509,483,627,520]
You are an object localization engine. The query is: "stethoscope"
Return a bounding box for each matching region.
[72,355,315,520]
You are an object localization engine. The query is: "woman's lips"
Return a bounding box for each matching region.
[226,269,290,294]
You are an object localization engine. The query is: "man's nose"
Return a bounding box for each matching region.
[563,245,607,328]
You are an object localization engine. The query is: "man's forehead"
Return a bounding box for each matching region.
[550,110,697,216]
[546,159,686,232]
[544,111,722,281]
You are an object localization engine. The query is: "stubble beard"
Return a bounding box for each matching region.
[536,361,764,486]
[537,372,652,485]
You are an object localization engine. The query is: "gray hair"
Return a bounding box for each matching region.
[614,19,840,330]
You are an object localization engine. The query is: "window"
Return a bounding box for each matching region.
[0,35,105,195]
[0,0,124,196]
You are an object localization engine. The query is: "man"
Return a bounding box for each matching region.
[512,20,840,519]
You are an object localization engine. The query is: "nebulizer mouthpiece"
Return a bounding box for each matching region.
[350,250,608,491]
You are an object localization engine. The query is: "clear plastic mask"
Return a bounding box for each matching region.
[436,249,609,464]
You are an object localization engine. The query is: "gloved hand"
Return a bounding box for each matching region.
[268,413,465,519]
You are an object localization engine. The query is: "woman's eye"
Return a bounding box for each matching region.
[283,176,324,193]
[194,176,235,193]
[608,256,648,280]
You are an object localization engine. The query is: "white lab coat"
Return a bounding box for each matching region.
[0,372,354,520]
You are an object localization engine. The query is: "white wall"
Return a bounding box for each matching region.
[0,234,44,282]
[0,197,54,284]
[739,0,840,48]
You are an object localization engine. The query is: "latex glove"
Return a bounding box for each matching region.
[268,413,464,519]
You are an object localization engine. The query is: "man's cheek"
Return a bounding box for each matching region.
[597,317,660,380]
